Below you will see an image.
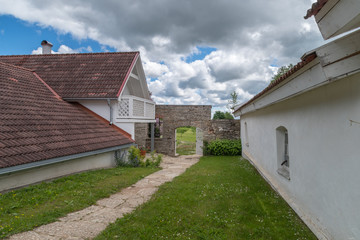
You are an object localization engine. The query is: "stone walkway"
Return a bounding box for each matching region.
[9,155,200,240]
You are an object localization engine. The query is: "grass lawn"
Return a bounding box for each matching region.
[176,126,196,155]
[0,167,158,238]
[95,156,317,240]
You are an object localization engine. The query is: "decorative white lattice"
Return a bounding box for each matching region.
[118,99,130,117]
[133,99,144,117]
[145,102,155,118]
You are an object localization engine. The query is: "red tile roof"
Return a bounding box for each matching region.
[0,62,133,169]
[304,0,329,19]
[234,52,317,113]
[0,52,139,99]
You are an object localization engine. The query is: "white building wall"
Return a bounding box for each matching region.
[0,152,116,192]
[78,100,113,122]
[116,122,135,140]
[241,73,360,240]
[78,100,136,139]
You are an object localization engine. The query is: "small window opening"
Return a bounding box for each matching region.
[276,126,290,180]
[244,122,249,147]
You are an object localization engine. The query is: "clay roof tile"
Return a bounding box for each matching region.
[0,62,133,169]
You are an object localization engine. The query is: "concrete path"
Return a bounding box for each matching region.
[9,155,200,240]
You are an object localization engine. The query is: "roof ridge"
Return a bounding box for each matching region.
[32,72,62,100]
[0,51,140,57]
[0,61,34,72]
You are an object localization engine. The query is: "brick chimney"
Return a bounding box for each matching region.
[41,40,53,54]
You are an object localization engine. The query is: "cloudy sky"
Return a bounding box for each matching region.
[0,0,325,114]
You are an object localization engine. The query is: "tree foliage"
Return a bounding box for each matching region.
[271,64,294,83]
[213,111,234,120]
[227,91,239,112]
[224,112,234,119]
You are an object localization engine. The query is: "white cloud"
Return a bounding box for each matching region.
[57,45,79,54]
[299,22,312,34]
[85,46,93,52]
[31,47,42,54]
[0,0,326,109]
[151,36,171,47]
[144,61,169,78]
[32,45,81,54]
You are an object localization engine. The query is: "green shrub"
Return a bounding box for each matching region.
[116,147,162,168]
[206,139,242,156]
[116,146,142,167]
[202,140,211,156]
[140,151,163,168]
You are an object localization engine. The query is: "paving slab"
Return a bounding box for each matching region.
[9,155,200,240]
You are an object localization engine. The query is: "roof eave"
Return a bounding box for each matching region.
[116,52,140,98]
[236,52,317,114]
[64,97,118,101]
[0,144,134,176]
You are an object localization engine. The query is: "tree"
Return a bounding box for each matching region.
[227,91,239,112]
[213,111,225,120]
[224,112,234,119]
[271,64,294,83]
[213,111,234,120]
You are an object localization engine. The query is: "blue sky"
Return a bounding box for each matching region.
[0,15,114,55]
[0,14,213,62]
[185,47,217,63]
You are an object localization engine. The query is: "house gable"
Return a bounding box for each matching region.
[0,61,133,170]
[119,56,152,100]
[0,52,139,99]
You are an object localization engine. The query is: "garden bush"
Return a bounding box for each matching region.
[116,146,162,168]
[116,146,141,167]
[140,151,163,167]
[205,139,242,156]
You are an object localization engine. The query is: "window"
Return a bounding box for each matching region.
[276,126,290,180]
[244,122,249,147]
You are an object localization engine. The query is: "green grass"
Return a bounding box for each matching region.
[95,156,317,240]
[0,167,158,238]
[176,127,196,155]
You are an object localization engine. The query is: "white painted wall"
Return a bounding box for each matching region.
[78,100,136,139]
[116,122,135,139]
[315,0,360,40]
[0,152,116,192]
[78,99,114,123]
[240,73,360,240]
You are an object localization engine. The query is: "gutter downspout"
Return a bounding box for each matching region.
[107,99,113,125]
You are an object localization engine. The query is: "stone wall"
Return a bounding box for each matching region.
[204,119,240,142]
[142,105,240,156]
[134,123,148,148]
[149,105,211,156]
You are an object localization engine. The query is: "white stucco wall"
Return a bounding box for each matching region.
[78,100,136,139]
[78,100,116,123]
[241,73,360,240]
[0,152,116,192]
[116,122,135,139]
